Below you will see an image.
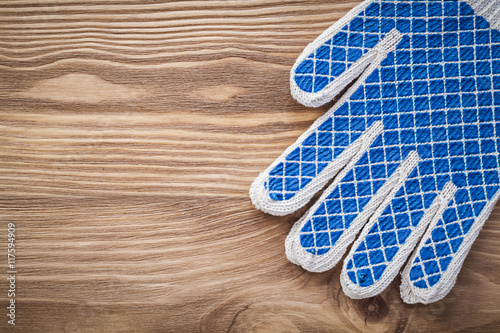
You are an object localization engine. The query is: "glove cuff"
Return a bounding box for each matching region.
[467,0,500,30]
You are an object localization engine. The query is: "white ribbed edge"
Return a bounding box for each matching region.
[340,181,457,300]
[286,149,420,273]
[249,108,371,216]
[290,0,500,109]
[285,121,383,271]
[276,0,500,302]
[400,187,500,304]
[250,29,403,216]
[466,0,500,30]
[395,0,500,303]
[290,0,376,108]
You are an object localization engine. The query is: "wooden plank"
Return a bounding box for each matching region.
[0,1,499,331]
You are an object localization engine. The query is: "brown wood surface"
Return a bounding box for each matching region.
[1,1,499,332]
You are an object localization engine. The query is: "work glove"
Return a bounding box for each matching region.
[250,0,500,304]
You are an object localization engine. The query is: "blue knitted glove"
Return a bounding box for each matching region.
[250,0,500,303]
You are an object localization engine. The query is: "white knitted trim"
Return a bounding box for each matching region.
[396,1,500,303]
[286,150,420,272]
[291,0,500,108]
[250,29,403,216]
[250,121,371,216]
[340,182,457,299]
[254,0,500,304]
[290,0,377,108]
[400,188,500,304]
[466,0,500,31]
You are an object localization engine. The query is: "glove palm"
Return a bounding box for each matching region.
[250,0,500,304]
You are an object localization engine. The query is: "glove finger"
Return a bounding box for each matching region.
[285,138,419,273]
[249,107,378,217]
[251,31,403,216]
[340,163,457,300]
[291,0,396,107]
[401,185,500,304]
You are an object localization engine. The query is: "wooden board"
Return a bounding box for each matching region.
[0,0,499,331]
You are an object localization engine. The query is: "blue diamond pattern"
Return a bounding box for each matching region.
[298,132,408,254]
[266,1,500,288]
[266,1,500,290]
[271,1,500,202]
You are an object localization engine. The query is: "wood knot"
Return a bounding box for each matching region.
[355,296,389,323]
[13,73,147,103]
[196,85,247,102]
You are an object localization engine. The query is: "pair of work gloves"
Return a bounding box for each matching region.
[250,0,500,304]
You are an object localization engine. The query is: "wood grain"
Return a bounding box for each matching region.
[0,1,499,332]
